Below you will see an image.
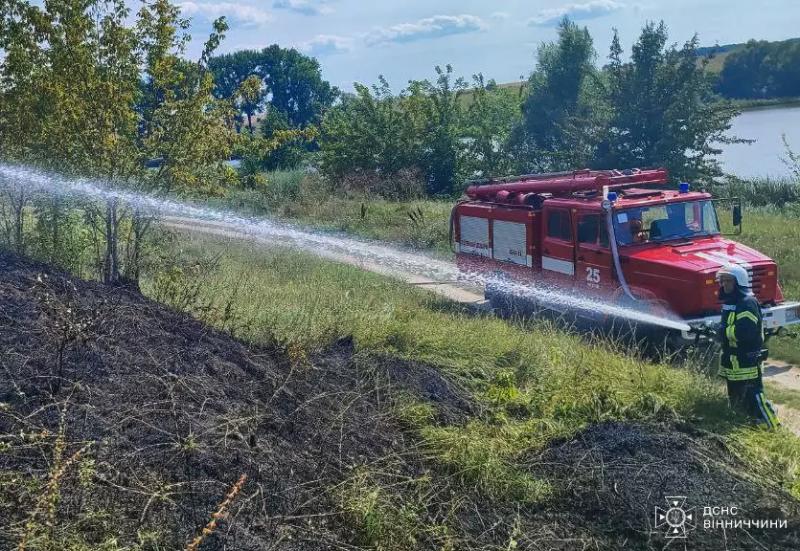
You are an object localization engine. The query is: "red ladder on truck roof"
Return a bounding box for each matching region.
[465,168,669,201]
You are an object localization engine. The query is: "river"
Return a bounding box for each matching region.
[718,105,800,179]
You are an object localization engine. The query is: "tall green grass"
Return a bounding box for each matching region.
[713,177,800,207]
[208,170,453,253]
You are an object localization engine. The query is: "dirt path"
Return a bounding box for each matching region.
[764,359,800,391]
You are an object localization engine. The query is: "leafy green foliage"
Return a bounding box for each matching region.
[233,127,317,188]
[408,65,468,195]
[236,74,266,133]
[461,76,522,177]
[137,2,238,197]
[320,76,422,181]
[321,66,519,196]
[598,23,740,182]
[0,0,239,282]
[0,0,141,176]
[208,45,338,129]
[508,17,603,172]
[259,108,310,170]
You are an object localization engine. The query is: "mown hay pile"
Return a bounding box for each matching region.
[1,251,798,550]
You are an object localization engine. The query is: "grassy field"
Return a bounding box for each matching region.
[140,233,800,517]
[3,231,799,549]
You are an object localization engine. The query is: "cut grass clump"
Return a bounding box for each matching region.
[420,421,555,504]
[336,468,435,550]
[393,394,438,430]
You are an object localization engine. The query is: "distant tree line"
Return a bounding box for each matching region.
[715,38,800,100]
[318,19,739,196]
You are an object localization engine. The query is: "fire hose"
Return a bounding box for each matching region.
[604,201,638,303]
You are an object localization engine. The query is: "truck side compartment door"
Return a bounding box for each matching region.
[575,212,613,296]
[541,208,575,285]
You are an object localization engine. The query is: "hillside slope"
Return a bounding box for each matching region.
[1,251,799,550]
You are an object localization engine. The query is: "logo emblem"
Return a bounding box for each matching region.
[655,496,696,539]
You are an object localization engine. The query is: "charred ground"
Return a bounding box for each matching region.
[1,251,798,550]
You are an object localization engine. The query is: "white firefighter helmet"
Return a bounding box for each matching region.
[716,263,750,290]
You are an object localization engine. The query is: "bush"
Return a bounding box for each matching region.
[338,168,426,200]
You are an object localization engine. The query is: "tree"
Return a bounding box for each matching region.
[207,49,261,101]
[0,0,144,283]
[138,1,237,198]
[508,17,603,172]
[319,77,421,181]
[259,108,306,170]
[407,65,468,195]
[262,46,338,128]
[209,46,339,129]
[0,0,238,283]
[598,23,739,182]
[320,67,475,197]
[717,38,800,99]
[461,74,522,178]
[237,74,266,133]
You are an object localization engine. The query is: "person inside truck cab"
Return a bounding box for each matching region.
[617,213,647,245]
[629,218,647,243]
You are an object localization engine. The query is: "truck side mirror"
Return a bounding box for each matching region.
[732,204,742,227]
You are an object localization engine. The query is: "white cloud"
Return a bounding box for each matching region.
[528,0,624,27]
[299,34,353,56]
[273,0,334,16]
[178,2,272,26]
[366,14,486,45]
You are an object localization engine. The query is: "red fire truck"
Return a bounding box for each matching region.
[451,168,800,341]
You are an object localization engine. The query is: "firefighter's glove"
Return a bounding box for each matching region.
[744,349,769,364]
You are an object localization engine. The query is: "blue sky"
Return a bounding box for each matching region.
[176,1,798,91]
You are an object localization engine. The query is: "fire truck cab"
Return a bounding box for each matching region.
[452,168,800,339]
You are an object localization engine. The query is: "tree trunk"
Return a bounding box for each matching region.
[104,199,120,284]
[129,209,150,283]
[51,197,61,265]
[14,189,25,254]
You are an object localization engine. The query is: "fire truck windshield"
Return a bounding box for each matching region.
[613,200,720,245]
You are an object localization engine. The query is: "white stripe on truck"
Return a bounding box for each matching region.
[542,256,575,276]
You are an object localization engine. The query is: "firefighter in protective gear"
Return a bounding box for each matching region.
[716,264,780,429]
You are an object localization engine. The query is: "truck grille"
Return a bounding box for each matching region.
[749,265,770,301]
